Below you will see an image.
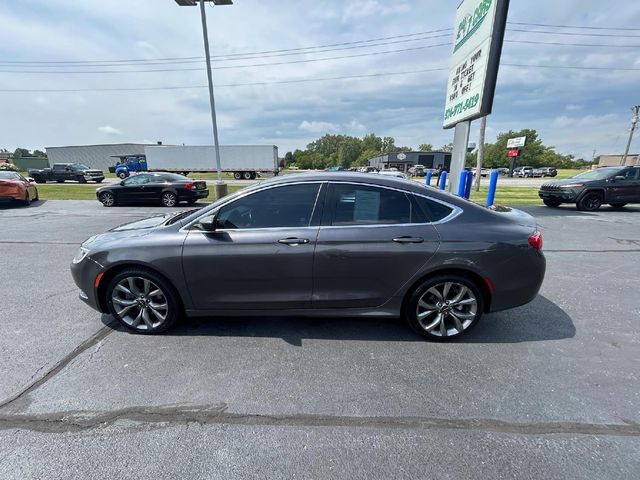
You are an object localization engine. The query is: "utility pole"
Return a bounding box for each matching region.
[474,116,487,191]
[621,105,640,166]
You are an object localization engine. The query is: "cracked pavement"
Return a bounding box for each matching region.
[0,200,639,479]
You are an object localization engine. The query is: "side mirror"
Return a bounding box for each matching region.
[26,177,35,183]
[198,214,218,232]
[119,180,125,186]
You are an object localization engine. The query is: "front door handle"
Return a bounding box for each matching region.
[278,237,310,246]
[392,236,424,244]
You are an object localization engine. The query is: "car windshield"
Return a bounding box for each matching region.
[72,163,90,169]
[0,171,20,180]
[572,168,620,180]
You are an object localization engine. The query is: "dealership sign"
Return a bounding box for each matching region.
[506,136,526,148]
[443,0,510,128]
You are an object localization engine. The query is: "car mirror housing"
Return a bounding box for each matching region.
[26,177,35,183]
[120,180,125,186]
[613,175,625,181]
[198,214,217,232]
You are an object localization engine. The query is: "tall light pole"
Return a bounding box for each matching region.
[621,105,640,166]
[175,0,232,198]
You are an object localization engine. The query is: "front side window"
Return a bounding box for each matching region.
[123,175,149,185]
[216,183,321,229]
[619,168,639,180]
[331,184,413,226]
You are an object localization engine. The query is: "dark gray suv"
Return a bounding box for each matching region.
[71,173,545,340]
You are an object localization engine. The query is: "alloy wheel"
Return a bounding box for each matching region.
[162,192,177,207]
[100,192,115,207]
[111,276,168,331]
[415,281,478,337]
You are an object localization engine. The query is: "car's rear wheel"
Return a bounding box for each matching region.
[23,192,31,206]
[99,191,116,207]
[106,269,180,334]
[243,171,252,180]
[405,274,483,341]
[577,192,602,211]
[233,172,242,180]
[543,199,561,208]
[609,203,627,208]
[161,191,177,207]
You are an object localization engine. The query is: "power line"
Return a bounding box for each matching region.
[1,62,638,93]
[0,42,452,74]
[509,28,640,38]
[507,39,640,48]
[0,33,453,68]
[508,21,640,31]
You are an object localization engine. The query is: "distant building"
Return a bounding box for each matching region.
[368,151,452,173]
[45,143,164,170]
[598,154,639,167]
[0,152,11,164]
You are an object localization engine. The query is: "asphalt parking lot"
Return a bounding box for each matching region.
[1,200,639,479]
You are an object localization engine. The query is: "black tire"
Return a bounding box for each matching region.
[22,191,31,206]
[233,172,242,180]
[186,198,197,204]
[543,199,561,208]
[250,172,257,180]
[33,188,39,201]
[77,176,87,184]
[99,191,116,207]
[105,268,181,334]
[243,171,252,180]
[405,274,483,341]
[161,191,177,207]
[609,203,627,208]
[577,191,602,212]
[95,179,103,184]
[118,171,127,179]
[56,179,64,183]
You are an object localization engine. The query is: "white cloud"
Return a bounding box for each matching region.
[346,119,366,131]
[343,0,410,20]
[298,120,339,133]
[97,125,123,136]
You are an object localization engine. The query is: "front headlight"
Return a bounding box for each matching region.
[561,183,584,189]
[72,246,90,264]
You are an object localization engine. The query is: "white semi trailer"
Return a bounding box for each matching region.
[143,145,279,179]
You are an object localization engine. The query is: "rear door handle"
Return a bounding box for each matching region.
[278,237,310,246]
[392,236,424,244]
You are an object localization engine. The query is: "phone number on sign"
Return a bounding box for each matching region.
[444,93,480,121]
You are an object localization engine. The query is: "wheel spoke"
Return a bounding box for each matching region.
[127,277,139,295]
[113,297,136,306]
[149,306,166,322]
[141,308,154,329]
[148,289,161,297]
[417,309,437,321]
[418,299,436,310]
[424,313,442,332]
[116,304,137,317]
[449,286,469,305]
[455,297,476,306]
[149,301,167,310]
[439,316,448,336]
[442,282,452,299]
[143,279,150,294]
[449,312,465,333]
[131,309,143,327]
[115,283,133,296]
[426,287,443,301]
[452,309,475,319]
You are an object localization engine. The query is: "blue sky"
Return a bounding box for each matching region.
[1,0,639,159]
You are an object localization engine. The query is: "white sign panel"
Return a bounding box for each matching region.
[443,0,508,128]
[506,136,526,148]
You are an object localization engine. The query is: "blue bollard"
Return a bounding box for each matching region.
[438,170,447,190]
[464,169,473,199]
[457,171,468,197]
[486,169,499,206]
[426,170,433,186]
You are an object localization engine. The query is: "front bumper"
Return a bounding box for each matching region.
[538,188,579,202]
[70,255,106,313]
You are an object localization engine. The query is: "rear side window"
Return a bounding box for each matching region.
[331,184,413,225]
[411,195,454,222]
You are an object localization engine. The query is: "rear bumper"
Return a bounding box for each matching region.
[180,189,209,201]
[488,249,546,313]
[0,193,22,202]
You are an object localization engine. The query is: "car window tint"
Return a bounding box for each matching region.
[148,175,166,183]
[331,184,413,225]
[621,169,638,180]
[124,175,149,185]
[412,195,454,222]
[217,183,320,229]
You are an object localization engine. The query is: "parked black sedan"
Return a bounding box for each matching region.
[538,166,640,211]
[97,172,209,207]
[74,172,545,341]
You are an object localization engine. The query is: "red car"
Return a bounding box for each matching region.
[0,171,39,205]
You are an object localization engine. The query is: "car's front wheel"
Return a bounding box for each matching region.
[577,192,602,211]
[543,199,561,208]
[118,171,127,179]
[106,269,180,334]
[23,192,31,206]
[77,176,87,184]
[405,275,483,341]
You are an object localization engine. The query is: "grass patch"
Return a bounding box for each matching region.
[470,186,541,206]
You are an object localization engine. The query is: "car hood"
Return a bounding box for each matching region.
[541,178,585,187]
[81,213,177,250]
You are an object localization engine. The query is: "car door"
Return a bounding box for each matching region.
[182,182,324,310]
[118,174,150,203]
[609,168,640,202]
[145,174,169,202]
[312,183,442,309]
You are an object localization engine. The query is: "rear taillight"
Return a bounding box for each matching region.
[528,231,543,250]
[184,182,196,190]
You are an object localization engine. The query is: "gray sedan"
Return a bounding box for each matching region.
[71,172,545,340]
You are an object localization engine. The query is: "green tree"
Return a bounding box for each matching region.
[33,149,47,158]
[13,148,30,158]
[439,143,453,152]
[418,143,433,152]
[354,148,381,167]
[361,133,383,153]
